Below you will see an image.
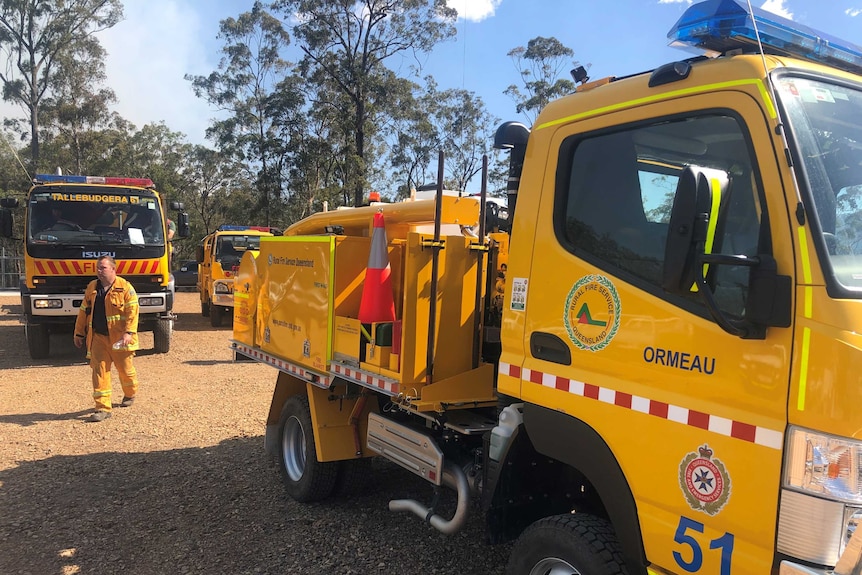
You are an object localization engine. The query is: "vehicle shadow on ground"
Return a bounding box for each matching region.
[0,322,88,369]
[0,438,510,575]
[0,302,22,315]
[172,312,233,333]
[0,409,93,426]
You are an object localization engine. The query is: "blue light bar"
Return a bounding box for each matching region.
[218,225,250,231]
[668,0,862,75]
[35,174,87,183]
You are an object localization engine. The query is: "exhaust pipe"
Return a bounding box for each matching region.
[388,461,470,535]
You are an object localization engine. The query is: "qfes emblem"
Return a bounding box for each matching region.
[679,445,731,516]
[563,274,620,352]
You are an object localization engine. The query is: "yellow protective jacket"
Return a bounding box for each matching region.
[74,276,140,354]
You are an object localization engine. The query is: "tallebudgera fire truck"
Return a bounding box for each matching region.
[0,173,189,359]
[229,1,862,573]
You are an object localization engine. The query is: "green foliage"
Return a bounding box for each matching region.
[272,0,457,206]
[0,0,516,247]
[185,1,293,228]
[504,36,579,125]
[0,0,123,168]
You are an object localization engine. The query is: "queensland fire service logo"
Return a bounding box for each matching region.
[679,445,731,516]
[563,274,620,352]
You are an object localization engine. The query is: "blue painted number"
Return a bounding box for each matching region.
[673,516,734,575]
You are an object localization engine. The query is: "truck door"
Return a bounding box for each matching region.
[516,93,794,573]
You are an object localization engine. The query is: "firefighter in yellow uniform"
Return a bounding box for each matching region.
[73,255,139,422]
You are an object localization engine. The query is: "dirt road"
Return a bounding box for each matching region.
[0,291,510,574]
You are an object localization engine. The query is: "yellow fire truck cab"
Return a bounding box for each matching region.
[196,225,277,327]
[0,174,189,359]
[227,2,862,573]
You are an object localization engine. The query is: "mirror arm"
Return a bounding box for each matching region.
[694,254,759,339]
[700,253,759,267]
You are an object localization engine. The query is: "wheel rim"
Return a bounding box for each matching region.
[529,558,580,575]
[281,415,306,481]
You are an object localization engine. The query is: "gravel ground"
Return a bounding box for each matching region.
[0,291,511,575]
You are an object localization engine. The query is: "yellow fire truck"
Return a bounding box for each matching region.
[229,2,862,573]
[0,174,189,359]
[196,225,277,327]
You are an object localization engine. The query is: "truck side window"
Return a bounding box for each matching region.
[558,113,763,318]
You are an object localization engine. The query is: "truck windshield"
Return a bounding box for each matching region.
[778,76,862,294]
[27,193,166,247]
[215,235,263,267]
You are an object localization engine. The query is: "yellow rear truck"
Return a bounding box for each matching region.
[196,225,276,327]
[0,174,189,359]
[230,2,862,573]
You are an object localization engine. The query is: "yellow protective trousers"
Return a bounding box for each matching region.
[90,333,138,412]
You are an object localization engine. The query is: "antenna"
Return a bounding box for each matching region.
[744,0,803,205]
[2,134,31,183]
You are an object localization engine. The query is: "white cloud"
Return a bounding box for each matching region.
[447,0,502,22]
[847,8,862,17]
[97,0,219,145]
[657,0,693,4]
[760,0,793,19]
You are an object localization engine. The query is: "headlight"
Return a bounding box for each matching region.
[33,299,62,309]
[779,427,862,564]
[215,282,232,294]
[785,426,862,503]
[138,297,164,306]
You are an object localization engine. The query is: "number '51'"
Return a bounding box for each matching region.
[673,516,734,574]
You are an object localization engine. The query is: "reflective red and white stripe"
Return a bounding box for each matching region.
[232,342,330,389]
[332,363,399,395]
[499,362,783,450]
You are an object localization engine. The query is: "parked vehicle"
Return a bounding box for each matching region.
[228,2,862,573]
[172,260,199,289]
[197,225,277,327]
[0,174,189,358]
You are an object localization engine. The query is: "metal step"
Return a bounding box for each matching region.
[367,412,444,486]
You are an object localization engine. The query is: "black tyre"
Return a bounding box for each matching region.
[26,322,50,360]
[276,395,339,503]
[201,297,210,317]
[153,319,172,353]
[505,514,629,575]
[210,303,223,327]
[333,457,374,498]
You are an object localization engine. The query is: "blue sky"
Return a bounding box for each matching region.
[7,0,862,147]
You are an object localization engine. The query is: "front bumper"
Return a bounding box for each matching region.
[780,515,862,575]
[212,279,234,307]
[25,290,172,317]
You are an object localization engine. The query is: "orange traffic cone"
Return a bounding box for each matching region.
[358,212,396,323]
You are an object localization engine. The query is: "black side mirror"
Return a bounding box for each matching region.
[662,166,791,339]
[0,209,12,238]
[663,166,730,294]
[177,212,190,238]
[0,197,19,209]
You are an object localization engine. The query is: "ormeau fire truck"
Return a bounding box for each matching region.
[0,174,189,359]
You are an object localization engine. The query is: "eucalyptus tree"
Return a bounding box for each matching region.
[186,1,292,227]
[0,0,122,169]
[504,36,578,125]
[383,76,438,197]
[385,78,496,195]
[271,0,458,207]
[40,41,117,174]
[435,87,497,192]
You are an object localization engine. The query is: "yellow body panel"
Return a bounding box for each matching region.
[233,250,260,346]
